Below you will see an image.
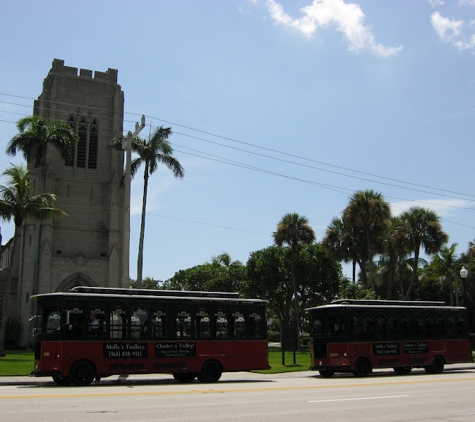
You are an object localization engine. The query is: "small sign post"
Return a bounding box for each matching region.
[281,320,298,365]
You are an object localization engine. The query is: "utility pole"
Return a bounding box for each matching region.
[122,116,145,288]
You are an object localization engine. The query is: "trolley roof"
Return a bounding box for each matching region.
[31,286,267,305]
[306,298,466,312]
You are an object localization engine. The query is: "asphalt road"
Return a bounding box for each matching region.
[2,365,475,422]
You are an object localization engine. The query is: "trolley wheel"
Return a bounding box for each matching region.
[52,375,72,386]
[197,360,222,383]
[353,358,371,377]
[393,366,412,375]
[173,372,197,383]
[318,370,335,378]
[70,360,96,386]
[425,356,444,374]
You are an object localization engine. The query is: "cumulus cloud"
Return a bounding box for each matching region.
[431,11,475,50]
[431,11,463,40]
[264,0,402,57]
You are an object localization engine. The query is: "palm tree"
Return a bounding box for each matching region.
[273,213,315,345]
[322,216,366,282]
[343,190,391,291]
[0,164,67,355]
[6,115,78,169]
[429,243,458,305]
[5,115,78,307]
[467,239,475,257]
[399,207,448,300]
[379,216,410,299]
[114,126,184,288]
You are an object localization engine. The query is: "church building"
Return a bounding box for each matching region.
[0,59,127,346]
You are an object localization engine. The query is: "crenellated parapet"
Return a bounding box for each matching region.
[49,58,118,83]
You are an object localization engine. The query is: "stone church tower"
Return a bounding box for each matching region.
[17,59,126,345]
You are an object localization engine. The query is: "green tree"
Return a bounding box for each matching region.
[5,115,78,303]
[338,278,376,300]
[0,164,67,355]
[296,243,341,311]
[322,216,365,282]
[273,213,316,340]
[113,126,184,288]
[6,115,78,169]
[426,243,458,305]
[343,190,391,291]
[399,207,448,300]
[164,253,246,293]
[244,244,341,323]
[467,239,475,257]
[244,246,291,320]
[129,276,161,290]
[377,216,409,299]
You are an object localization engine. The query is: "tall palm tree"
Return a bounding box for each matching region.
[273,213,315,344]
[399,206,448,300]
[322,216,366,282]
[6,115,78,169]
[126,126,184,288]
[379,216,410,299]
[0,164,67,355]
[5,115,78,306]
[343,190,391,291]
[429,243,458,305]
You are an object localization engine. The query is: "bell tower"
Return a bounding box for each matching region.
[18,59,126,345]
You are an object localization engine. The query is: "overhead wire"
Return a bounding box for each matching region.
[0,92,474,235]
[1,92,474,201]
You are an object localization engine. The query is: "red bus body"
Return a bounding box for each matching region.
[31,287,269,385]
[307,300,473,377]
[35,339,268,378]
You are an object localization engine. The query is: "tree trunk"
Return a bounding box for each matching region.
[291,242,300,350]
[405,247,420,300]
[367,232,376,292]
[136,167,149,289]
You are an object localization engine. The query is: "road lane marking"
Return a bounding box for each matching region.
[309,395,409,403]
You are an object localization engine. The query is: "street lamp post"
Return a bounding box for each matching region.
[460,266,468,306]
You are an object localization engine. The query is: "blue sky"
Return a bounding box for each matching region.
[1,0,474,282]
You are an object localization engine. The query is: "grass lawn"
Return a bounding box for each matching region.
[253,347,311,374]
[0,350,34,376]
[0,347,311,377]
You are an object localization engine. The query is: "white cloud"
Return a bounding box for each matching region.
[264,0,403,57]
[426,0,444,7]
[459,0,475,6]
[390,199,471,218]
[431,11,463,40]
[431,11,475,51]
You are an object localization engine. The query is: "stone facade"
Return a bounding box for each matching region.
[11,59,126,346]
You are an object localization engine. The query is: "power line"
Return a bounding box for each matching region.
[1,92,475,222]
[1,91,474,201]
